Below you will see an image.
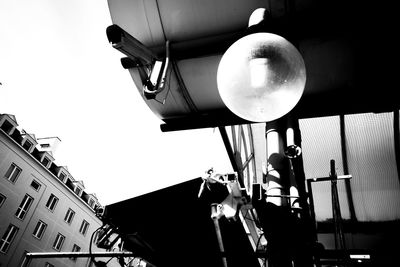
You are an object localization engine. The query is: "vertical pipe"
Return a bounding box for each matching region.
[213,219,228,267]
[265,120,289,207]
[259,119,292,267]
[287,117,315,267]
[285,125,300,209]
[330,160,346,251]
[256,116,313,267]
[211,204,228,267]
[339,115,357,222]
[307,179,317,241]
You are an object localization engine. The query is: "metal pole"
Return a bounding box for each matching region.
[25,251,136,258]
[253,116,314,267]
[330,160,346,252]
[211,204,228,267]
[265,119,289,207]
[262,118,294,267]
[213,219,228,267]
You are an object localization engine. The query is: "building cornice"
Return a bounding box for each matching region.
[0,128,100,216]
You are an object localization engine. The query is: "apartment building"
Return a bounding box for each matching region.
[0,114,118,267]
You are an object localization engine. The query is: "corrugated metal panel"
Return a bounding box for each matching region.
[299,112,400,222]
[345,112,400,221]
[299,116,350,221]
[300,116,343,177]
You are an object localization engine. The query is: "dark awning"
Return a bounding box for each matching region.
[102,178,260,267]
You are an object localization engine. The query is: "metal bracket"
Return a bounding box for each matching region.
[143,41,170,100]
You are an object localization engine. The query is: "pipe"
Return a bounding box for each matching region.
[25,251,136,258]
[211,204,228,267]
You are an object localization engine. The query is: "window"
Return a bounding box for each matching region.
[19,250,30,267]
[79,220,89,235]
[70,244,81,261]
[59,172,66,182]
[30,179,41,191]
[75,186,82,196]
[4,163,22,183]
[88,198,95,209]
[42,157,50,167]
[45,194,58,211]
[0,193,5,208]
[22,140,33,151]
[0,224,19,253]
[92,230,100,244]
[32,220,47,239]
[15,194,34,220]
[52,233,65,251]
[64,208,75,224]
[0,119,14,133]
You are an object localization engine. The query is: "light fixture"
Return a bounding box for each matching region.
[217,9,306,123]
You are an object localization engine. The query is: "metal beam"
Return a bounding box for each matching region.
[339,114,357,222]
[160,110,249,132]
[219,126,239,174]
[25,251,136,258]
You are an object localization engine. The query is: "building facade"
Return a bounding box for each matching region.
[0,114,118,267]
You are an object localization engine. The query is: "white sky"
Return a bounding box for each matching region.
[0,0,233,205]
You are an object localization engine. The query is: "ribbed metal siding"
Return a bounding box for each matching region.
[299,116,350,221]
[299,112,400,222]
[345,112,400,221]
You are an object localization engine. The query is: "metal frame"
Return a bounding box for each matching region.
[219,124,266,266]
[21,251,155,267]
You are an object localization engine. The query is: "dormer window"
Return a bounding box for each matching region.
[56,167,70,183]
[0,114,18,135]
[75,186,82,196]
[88,198,95,209]
[21,132,38,153]
[38,152,54,169]
[0,119,14,134]
[22,140,33,151]
[72,180,85,197]
[59,172,66,183]
[42,157,50,168]
[88,194,99,210]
